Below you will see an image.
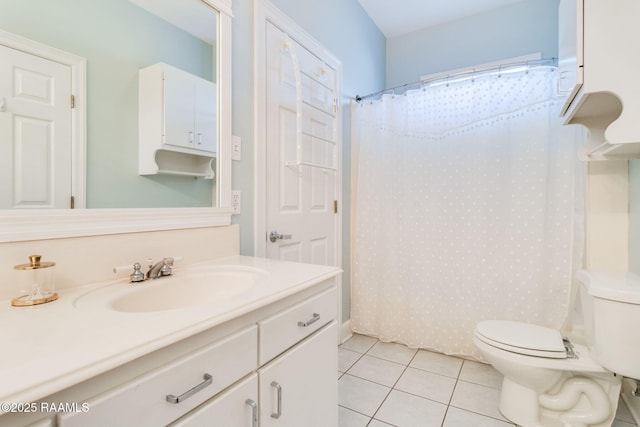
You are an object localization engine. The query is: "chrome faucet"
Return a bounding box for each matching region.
[114,257,181,283]
[146,257,175,280]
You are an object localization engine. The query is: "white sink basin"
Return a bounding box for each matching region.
[74,266,268,313]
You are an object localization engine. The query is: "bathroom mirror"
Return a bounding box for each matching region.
[0,0,233,241]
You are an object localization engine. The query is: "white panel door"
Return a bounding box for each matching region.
[265,21,339,265]
[0,44,72,209]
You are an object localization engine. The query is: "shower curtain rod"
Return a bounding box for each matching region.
[355,57,558,103]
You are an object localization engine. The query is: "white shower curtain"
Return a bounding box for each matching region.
[351,66,586,359]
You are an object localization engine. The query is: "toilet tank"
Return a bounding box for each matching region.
[576,270,640,380]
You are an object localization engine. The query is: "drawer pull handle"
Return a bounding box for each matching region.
[166,373,213,404]
[246,399,258,427]
[298,313,320,327]
[271,381,283,419]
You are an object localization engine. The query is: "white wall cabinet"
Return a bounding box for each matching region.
[559,0,640,159]
[139,62,217,178]
[557,0,582,116]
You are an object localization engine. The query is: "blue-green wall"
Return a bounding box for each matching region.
[386,0,559,88]
[0,0,215,208]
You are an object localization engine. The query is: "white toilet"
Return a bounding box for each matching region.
[473,270,640,427]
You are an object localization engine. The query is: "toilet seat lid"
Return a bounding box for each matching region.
[475,320,567,359]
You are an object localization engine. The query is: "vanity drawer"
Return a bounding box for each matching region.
[58,326,257,427]
[258,287,336,365]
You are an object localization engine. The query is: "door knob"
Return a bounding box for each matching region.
[270,231,292,243]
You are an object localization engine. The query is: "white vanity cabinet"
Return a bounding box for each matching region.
[559,0,640,159]
[138,62,217,177]
[0,275,339,427]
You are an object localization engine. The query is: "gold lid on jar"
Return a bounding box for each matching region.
[14,255,56,270]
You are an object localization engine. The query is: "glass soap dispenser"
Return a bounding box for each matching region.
[12,255,58,307]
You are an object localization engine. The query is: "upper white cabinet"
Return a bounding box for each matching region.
[557,0,583,116]
[559,0,640,160]
[139,62,217,178]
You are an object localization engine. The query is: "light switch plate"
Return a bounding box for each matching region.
[232,135,242,161]
[231,190,241,214]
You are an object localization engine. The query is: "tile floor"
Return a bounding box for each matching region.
[338,334,638,427]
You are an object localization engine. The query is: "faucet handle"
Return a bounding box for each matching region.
[113,262,146,283]
[130,262,145,282]
[160,257,174,277]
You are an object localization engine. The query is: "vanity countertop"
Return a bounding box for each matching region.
[0,255,340,407]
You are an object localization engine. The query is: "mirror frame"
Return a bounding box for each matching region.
[0,0,233,243]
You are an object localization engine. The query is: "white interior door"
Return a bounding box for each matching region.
[0,44,73,209]
[264,21,340,266]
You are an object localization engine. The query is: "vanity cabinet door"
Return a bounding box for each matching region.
[169,374,258,427]
[258,322,338,427]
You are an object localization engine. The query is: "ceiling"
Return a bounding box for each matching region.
[358,0,529,38]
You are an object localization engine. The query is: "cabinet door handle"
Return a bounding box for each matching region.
[298,313,320,327]
[165,373,212,404]
[245,399,258,427]
[197,132,203,145]
[270,381,282,419]
[557,70,571,94]
[188,131,194,143]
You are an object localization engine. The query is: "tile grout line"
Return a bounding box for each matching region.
[340,336,519,427]
[365,339,398,426]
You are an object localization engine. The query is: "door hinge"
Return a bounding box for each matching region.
[334,200,338,214]
[70,94,75,109]
[70,196,75,209]
[333,98,337,114]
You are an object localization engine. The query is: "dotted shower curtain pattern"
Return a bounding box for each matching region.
[350,66,586,359]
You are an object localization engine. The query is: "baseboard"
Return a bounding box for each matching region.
[340,319,352,344]
[622,378,640,426]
